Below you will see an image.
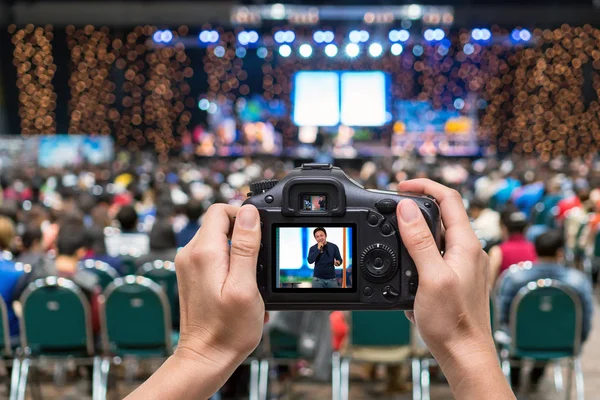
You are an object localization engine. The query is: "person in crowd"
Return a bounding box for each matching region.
[176,199,204,248]
[469,198,502,250]
[125,180,515,400]
[15,224,52,272]
[0,216,23,342]
[496,230,594,390]
[135,219,179,267]
[105,204,149,257]
[488,207,538,288]
[307,227,343,288]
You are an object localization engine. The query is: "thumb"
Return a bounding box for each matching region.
[229,205,261,286]
[397,200,443,278]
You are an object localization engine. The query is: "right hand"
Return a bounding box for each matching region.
[318,242,324,250]
[396,179,494,371]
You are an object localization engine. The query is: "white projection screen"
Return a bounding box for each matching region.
[292,71,388,127]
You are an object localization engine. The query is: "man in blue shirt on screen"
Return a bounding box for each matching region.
[307,227,342,288]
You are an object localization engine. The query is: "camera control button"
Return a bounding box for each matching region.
[382,285,399,301]
[360,244,398,283]
[380,221,395,236]
[375,199,398,214]
[373,257,383,268]
[363,287,373,297]
[367,211,384,226]
[409,278,418,296]
[265,195,274,203]
[258,264,264,274]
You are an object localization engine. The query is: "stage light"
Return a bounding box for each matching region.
[349,30,361,43]
[433,28,445,40]
[407,4,422,19]
[389,30,400,42]
[368,42,383,57]
[214,45,225,57]
[271,3,286,20]
[236,47,247,58]
[247,30,259,43]
[412,45,424,56]
[278,44,292,57]
[209,30,219,42]
[519,29,531,41]
[257,47,268,58]
[345,43,360,57]
[454,98,465,110]
[511,29,521,41]
[153,31,163,43]
[398,29,410,42]
[274,31,286,43]
[480,28,491,40]
[198,99,210,110]
[390,43,403,55]
[322,31,335,43]
[471,29,482,41]
[424,29,435,41]
[313,30,324,43]
[438,45,449,56]
[299,43,313,58]
[284,31,295,43]
[199,31,210,42]
[324,43,338,57]
[238,31,249,45]
[359,30,370,42]
[161,30,173,43]
[463,43,474,55]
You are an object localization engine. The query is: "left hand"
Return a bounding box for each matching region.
[334,258,341,266]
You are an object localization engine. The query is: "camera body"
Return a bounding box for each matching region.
[244,163,441,310]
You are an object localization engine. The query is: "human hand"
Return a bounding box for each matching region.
[396,179,512,398]
[318,242,324,250]
[174,204,268,371]
[334,258,341,266]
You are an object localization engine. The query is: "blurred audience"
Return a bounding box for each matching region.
[177,199,204,248]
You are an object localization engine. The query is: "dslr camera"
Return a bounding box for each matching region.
[244,164,441,310]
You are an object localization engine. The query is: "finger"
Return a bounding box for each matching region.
[399,179,478,249]
[228,205,262,287]
[397,199,444,278]
[405,311,416,325]
[183,204,238,282]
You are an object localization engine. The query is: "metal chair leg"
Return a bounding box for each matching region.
[574,356,584,400]
[420,359,430,400]
[9,359,21,400]
[340,357,350,400]
[258,359,269,400]
[565,359,574,400]
[500,348,511,383]
[521,359,533,396]
[16,358,30,400]
[554,361,564,393]
[101,358,111,400]
[331,352,341,400]
[411,358,422,400]
[249,360,259,400]
[92,356,102,400]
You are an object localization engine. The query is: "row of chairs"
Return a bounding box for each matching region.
[1,271,177,400]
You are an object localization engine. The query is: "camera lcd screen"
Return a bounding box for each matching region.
[301,195,328,212]
[274,225,356,292]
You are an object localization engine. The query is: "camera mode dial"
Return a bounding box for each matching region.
[360,244,398,283]
[249,179,279,196]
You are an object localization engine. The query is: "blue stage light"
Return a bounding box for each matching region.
[390,43,403,55]
[325,44,338,57]
[519,29,531,41]
[398,29,410,42]
[299,44,313,58]
[279,44,292,57]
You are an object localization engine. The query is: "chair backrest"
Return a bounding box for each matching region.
[269,328,300,359]
[101,276,172,355]
[80,259,119,290]
[137,261,178,327]
[19,277,94,356]
[0,295,11,357]
[350,311,411,347]
[510,279,582,355]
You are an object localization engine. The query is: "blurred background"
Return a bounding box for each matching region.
[0,0,600,399]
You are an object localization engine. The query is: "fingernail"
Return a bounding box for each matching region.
[238,206,258,229]
[399,200,419,223]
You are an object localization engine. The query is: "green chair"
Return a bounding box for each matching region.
[97,275,173,399]
[80,259,119,290]
[501,279,584,399]
[1,295,21,400]
[16,277,100,400]
[334,311,427,400]
[137,260,179,328]
[119,256,139,277]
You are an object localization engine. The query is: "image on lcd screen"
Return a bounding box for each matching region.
[301,195,328,212]
[275,226,354,290]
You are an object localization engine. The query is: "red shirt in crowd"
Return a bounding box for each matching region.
[498,233,538,276]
